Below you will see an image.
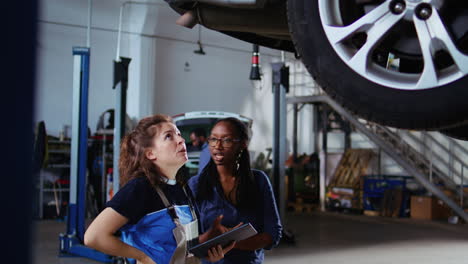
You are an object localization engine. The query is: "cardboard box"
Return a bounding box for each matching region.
[410,196,451,220]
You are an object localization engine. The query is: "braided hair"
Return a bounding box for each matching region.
[196,117,257,211]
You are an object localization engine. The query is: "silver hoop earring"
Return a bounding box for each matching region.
[236,150,243,171]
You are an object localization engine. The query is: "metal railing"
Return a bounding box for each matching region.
[287,61,468,222]
[286,94,468,222]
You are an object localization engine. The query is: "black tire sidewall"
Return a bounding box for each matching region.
[440,122,468,141]
[287,0,468,130]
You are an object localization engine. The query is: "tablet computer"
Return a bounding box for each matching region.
[189,223,257,258]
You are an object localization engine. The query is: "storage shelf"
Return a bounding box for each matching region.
[38,138,71,219]
[38,133,114,219]
[48,139,71,144]
[42,188,70,192]
[48,164,70,169]
[48,149,70,154]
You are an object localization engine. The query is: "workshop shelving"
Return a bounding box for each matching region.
[37,133,115,219]
[37,139,71,219]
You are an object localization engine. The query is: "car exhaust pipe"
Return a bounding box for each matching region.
[176,2,289,37]
[194,0,266,8]
[168,0,267,8]
[176,10,198,28]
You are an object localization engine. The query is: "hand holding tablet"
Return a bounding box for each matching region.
[190,223,258,258]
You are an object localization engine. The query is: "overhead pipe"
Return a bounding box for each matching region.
[87,0,92,48]
[116,1,164,61]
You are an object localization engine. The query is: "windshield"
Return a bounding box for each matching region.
[175,118,220,152]
[175,117,251,152]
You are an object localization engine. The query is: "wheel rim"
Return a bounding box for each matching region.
[318,0,468,90]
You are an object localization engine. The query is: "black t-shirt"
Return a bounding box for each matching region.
[106,177,194,225]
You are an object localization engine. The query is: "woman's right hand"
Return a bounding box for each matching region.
[205,241,236,263]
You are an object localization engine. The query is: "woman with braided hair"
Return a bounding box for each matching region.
[84,114,234,264]
[189,117,282,264]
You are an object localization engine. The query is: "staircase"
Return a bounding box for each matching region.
[371,125,468,189]
[286,94,468,222]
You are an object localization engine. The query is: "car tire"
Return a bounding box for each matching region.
[439,123,468,141]
[287,0,468,130]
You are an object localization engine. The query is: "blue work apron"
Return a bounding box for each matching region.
[121,186,200,264]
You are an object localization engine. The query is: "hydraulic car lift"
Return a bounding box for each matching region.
[58,47,112,262]
[59,47,131,263]
[271,60,296,244]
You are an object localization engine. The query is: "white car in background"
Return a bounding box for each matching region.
[173,111,253,176]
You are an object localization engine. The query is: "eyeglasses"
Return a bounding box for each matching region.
[207,137,240,148]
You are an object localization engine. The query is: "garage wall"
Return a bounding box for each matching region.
[36,0,121,137]
[35,0,286,159]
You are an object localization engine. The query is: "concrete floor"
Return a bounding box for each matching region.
[33,211,468,264]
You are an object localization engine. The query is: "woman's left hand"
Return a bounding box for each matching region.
[205,241,236,263]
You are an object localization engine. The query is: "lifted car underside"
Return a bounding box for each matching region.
[166,0,468,139]
[166,0,295,51]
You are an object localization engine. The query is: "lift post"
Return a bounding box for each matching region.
[59,47,113,263]
[112,57,131,193]
[271,61,297,244]
[271,62,289,224]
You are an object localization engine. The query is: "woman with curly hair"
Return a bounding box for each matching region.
[85,114,234,264]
